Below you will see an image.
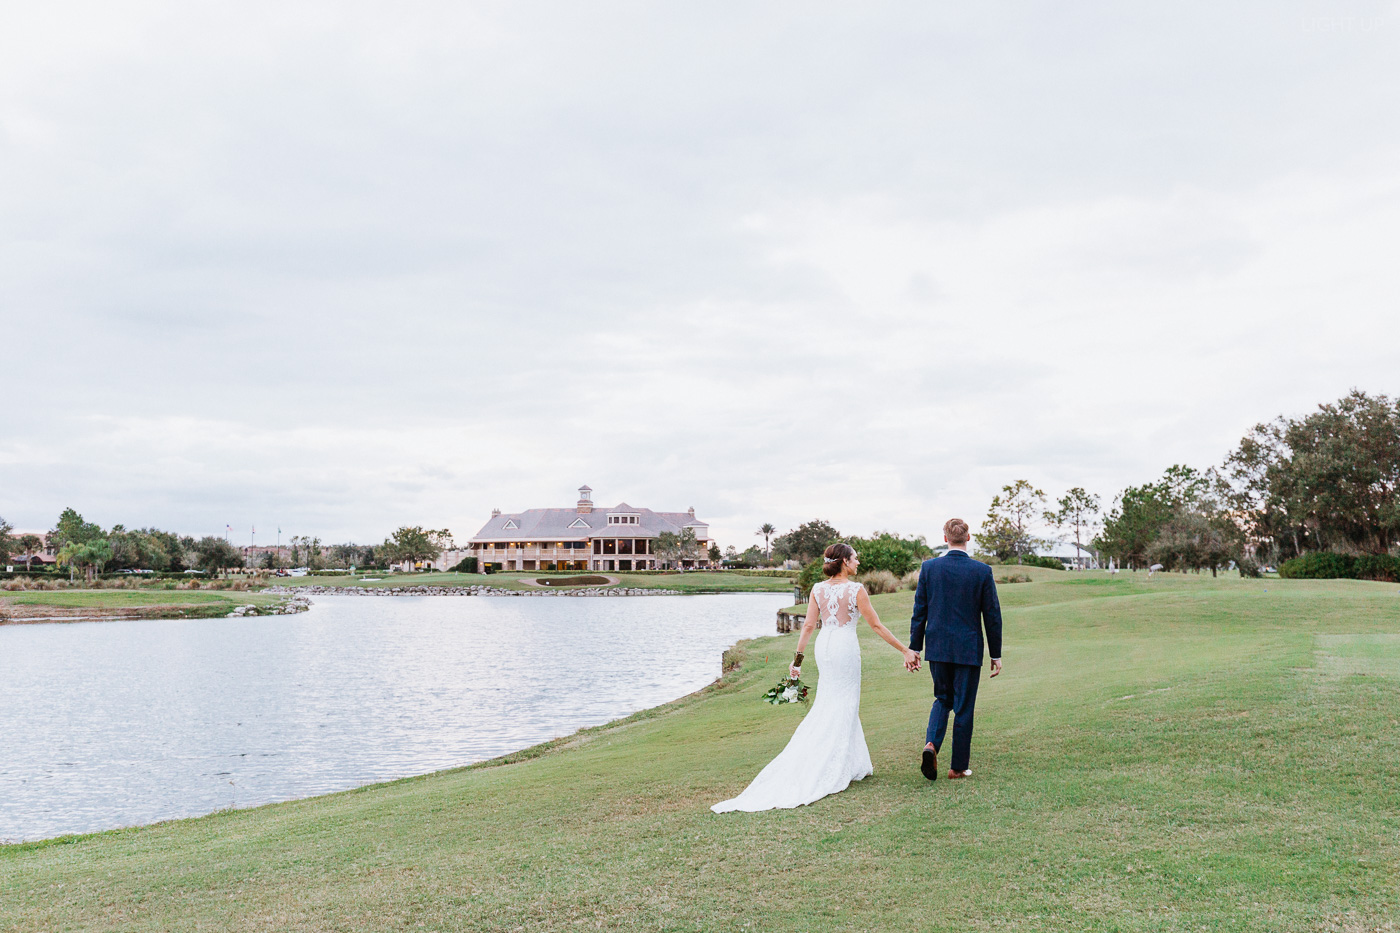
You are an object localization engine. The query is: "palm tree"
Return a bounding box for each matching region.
[756,523,776,561]
[16,534,43,569]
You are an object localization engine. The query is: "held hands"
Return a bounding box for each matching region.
[902,648,921,672]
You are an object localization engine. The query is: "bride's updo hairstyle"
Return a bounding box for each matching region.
[822,543,855,577]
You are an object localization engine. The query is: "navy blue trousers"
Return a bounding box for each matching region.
[926,661,981,773]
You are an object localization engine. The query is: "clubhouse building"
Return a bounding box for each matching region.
[467,486,714,572]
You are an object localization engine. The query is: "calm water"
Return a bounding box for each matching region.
[0,593,788,842]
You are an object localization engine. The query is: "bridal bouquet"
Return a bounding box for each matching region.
[762,676,809,705]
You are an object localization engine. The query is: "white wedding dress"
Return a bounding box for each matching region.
[712,579,873,813]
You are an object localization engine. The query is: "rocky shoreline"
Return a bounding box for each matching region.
[263,584,681,598]
[226,596,313,617]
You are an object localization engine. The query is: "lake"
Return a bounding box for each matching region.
[0,592,789,842]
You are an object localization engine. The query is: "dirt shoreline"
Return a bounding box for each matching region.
[0,605,234,625]
[0,597,310,626]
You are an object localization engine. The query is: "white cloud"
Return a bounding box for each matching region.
[2,1,1399,550]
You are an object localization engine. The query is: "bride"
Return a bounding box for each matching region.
[712,543,921,813]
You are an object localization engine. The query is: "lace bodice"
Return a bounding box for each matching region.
[814,579,861,628]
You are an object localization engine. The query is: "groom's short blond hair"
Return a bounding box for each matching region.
[943,518,970,545]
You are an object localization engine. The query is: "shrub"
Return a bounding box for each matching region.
[1275,551,1400,581]
[1279,552,1357,579]
[901,570,920,590]
[996,573,1032,584]
[448,557,479,574]
[1356,554,1400,582]
[796,559,824,599]
[857,570,900,594]
[1236,556,1262,578]
[844,533,933,577]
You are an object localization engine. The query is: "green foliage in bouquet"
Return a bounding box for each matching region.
[762,677,809,705]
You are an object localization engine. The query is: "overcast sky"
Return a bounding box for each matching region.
[3,1,1399,551]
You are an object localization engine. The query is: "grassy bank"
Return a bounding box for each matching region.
[277,570,794,594]
[0,589,283,622]
[3,572,1398,930]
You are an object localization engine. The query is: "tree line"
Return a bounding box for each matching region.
[9,390,1390,583]
[0,511,467,580]
[0,509,249,582]
[1101,389,1400,576]
[979,389,1400,578]
[750,390,1400,582]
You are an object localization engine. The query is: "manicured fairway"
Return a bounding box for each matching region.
[274,570,793,594]
[0,590,279,608]
[3,571,1398,931]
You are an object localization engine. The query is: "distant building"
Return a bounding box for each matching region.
[7,530,57,568]
[1045,546,1099,570]
[468,485,714,572]
[391,548,472,574]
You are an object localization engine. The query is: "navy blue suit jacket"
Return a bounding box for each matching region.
[908,550,1003,667]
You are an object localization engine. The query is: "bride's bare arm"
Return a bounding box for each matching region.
[790,598,820,678]
[857,587,921,670]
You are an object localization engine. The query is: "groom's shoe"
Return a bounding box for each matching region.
[947,769,972,780]
[920,745,938,781]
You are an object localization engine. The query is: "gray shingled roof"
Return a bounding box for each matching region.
[470,505,708,542]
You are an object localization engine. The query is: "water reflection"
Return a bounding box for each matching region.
[0,593,788,841]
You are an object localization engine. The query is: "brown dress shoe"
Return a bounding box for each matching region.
[920,746,938,781]
[947,769,972,780]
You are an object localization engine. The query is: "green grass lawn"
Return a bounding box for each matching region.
[279,570,793,594]
[278,570,539,589]
[610,571,793,593]
[3,572,1398,931]
[0,589,281,611]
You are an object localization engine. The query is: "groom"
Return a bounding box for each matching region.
[909,518,1003,781]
